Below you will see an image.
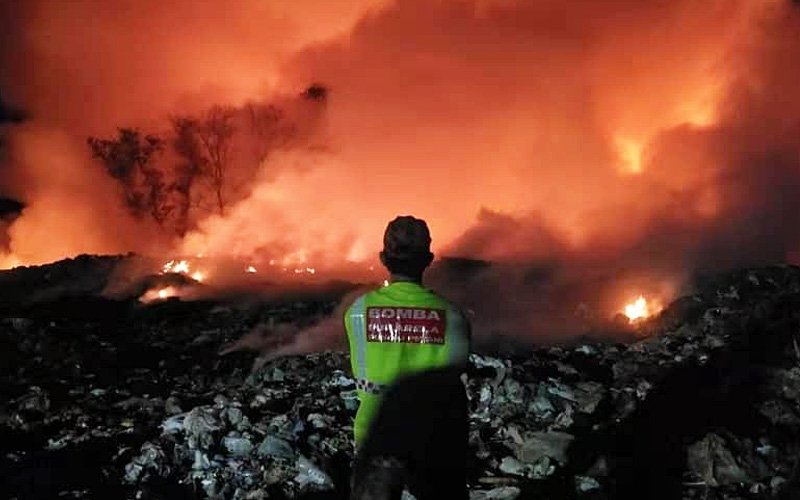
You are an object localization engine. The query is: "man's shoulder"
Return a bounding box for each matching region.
[339,286,376,317]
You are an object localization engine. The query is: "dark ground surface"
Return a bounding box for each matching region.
[0,257,799,499]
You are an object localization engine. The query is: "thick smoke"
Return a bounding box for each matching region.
[0,0,381,265]
[1,0,799,339]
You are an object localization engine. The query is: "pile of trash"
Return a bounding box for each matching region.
[124,354,357,499]
[1,263,799,499]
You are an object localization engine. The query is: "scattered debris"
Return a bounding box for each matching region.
[1,263,800,498]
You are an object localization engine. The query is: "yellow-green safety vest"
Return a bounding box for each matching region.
[344,281,470,444]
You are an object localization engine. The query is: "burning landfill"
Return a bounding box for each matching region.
[0,255,799,499]
[2,0,800,498]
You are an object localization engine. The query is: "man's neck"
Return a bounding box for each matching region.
[390,273,423,284]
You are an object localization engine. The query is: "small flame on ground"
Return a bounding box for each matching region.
[142,258,205,302]
[163,259,190,274]
[141,286,179,303]
[161,258,208,282]
[158,255,321,283]
[293,267,316,274]
[623,295,658,322]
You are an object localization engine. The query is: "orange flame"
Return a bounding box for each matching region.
[163,259,190,274]
[161,259,206,282]
[623,295,660,322]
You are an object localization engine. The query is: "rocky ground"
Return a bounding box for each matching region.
[1,257,799,499]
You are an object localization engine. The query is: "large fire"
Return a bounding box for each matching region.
[1,0,799,337]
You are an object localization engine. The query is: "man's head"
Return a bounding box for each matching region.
[379,216,434,280]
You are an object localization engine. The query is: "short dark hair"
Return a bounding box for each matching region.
[380,216,433,277]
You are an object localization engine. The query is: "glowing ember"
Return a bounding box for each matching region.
[624,295,654,322]
[141,286,180,303]
[293,267,316,275]
[245,265,257,273]
[191,271,204,282]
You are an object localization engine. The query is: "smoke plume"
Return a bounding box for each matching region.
[1,0,799,338]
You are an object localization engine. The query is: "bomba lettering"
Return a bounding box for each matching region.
[365,307,447,344]
[368,308,441,321]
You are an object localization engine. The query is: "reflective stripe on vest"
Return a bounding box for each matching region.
[349,296,367,381]
[355,378,387,395]
[345,282,469,443]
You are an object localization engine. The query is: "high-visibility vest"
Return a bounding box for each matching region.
[344,281,470,444]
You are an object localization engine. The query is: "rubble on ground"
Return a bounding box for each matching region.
[1,261,799,498]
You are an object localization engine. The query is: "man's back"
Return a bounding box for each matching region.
[345,281,469,443]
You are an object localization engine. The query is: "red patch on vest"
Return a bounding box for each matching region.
[366,307,447,344]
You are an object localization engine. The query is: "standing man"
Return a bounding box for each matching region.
[220,215,472,498]
[347,216,471,500]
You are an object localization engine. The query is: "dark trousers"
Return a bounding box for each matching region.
[350,367,469,500]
